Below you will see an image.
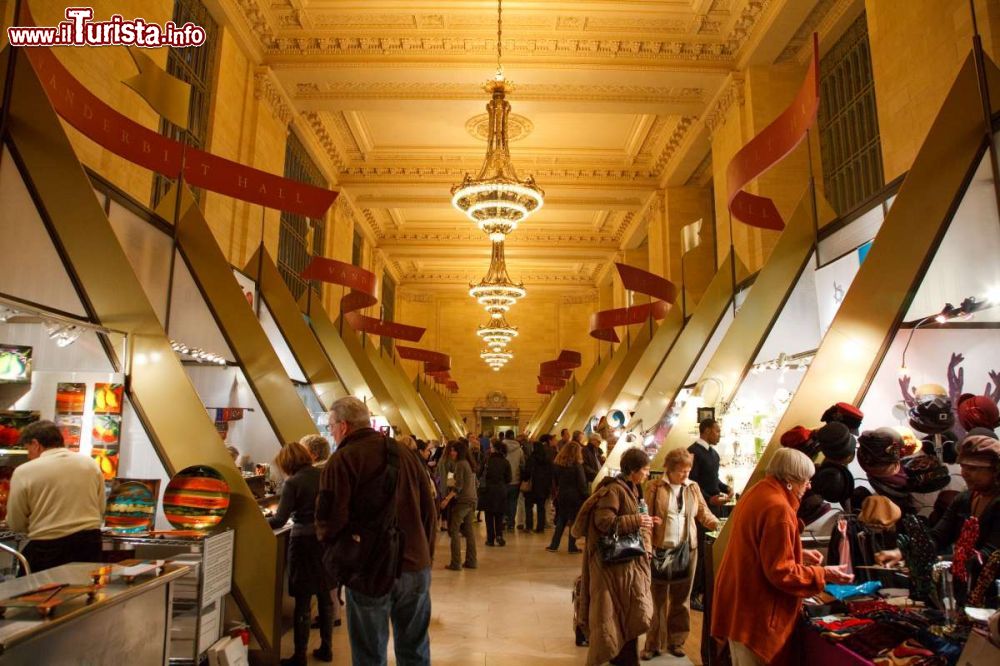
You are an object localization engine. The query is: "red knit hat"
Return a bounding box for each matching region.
[780,425,815,456]
[957,395,1000,430]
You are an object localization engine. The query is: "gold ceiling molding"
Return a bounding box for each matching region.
[293,81,706,106]
[685,151,715,187]
[776,0,856,64]
[382,231,617,245]
[340,164,661,185]
[702,72,746,135]
[465,111,533,142]
[301,111,349,172]
[253,66,294,127]
[652,117,697,174]
[562,292,600,305]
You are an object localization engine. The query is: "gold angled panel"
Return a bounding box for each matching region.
[437,385,465,434]
[721,52,1000,548]
[627,253,739,438]
[2,49,281,653]
[533,376,578,437]
[652,190,826,471]
[591,322,660,425]
[243,247,348,410]
[372,348,441,440]
[332,317,424,437]
[159,188,319,442]
[559,322,654,434]
[417,379,460,440]
[526,393,554,434]
[608,302,687,417]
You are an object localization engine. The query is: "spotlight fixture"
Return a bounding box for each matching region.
[170,339,228,366]
[450,0,543,240]
[45,322,81,348]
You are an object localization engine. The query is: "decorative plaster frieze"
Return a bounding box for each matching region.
[300,112,349,173]
[776,0,855,64]
[702,72,746,135]
[253,68,294,127]
[562,292,599,305]
[652,117,696,174]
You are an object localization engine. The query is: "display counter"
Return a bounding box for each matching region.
[0,561,188,663]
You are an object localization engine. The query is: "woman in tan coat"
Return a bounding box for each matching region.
[642,448,719,660]
[572,447,658,666]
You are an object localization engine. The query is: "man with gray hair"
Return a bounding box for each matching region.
[316,397,436,666]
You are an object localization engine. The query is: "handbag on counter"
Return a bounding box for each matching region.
[598,515,646,565]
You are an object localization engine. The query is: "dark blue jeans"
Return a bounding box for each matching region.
[345,568,431,666]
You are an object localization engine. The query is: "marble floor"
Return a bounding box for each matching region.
[280,522,703,665]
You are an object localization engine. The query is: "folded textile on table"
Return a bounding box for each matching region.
[826,580,883,600]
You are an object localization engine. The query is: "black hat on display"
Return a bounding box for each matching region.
[908,395,955,435]
[821,402,864,435]
[919,432,958,463]
[797,491,833,525]
[811,461,855,506]
[903,454,951,493]
[814,422,856,461]
[857,428,903,471]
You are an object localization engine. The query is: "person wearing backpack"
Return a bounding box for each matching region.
[317,397,437,666]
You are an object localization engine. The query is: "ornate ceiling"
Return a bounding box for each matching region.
[221,0,851,291]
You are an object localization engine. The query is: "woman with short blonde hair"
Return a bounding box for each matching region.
[713,447,851,665]
[642,446,717,660]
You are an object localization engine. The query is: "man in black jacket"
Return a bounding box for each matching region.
[686,417,731,611]
[687,417,732,516]
[317,397,437,666]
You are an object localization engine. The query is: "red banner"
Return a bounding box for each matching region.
[300,256,425,342]
[537,350,581,394]
[446,381,459,393]
[20,23,337,219]
[590,263,676,342]
[396,346,451,375]
[726,34,820,231]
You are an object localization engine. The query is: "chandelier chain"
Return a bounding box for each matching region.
[497,0,503,77]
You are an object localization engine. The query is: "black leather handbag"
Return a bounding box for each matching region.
[652,541,691,582]
[598,516,646,565]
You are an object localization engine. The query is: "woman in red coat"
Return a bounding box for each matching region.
[712,448,854,665]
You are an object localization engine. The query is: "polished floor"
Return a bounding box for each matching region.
[280,521,703,665]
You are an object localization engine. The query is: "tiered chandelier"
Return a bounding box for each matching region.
[469,241,526,317]
[454,0,542,372]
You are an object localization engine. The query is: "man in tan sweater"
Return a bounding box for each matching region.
[7,420,105,572]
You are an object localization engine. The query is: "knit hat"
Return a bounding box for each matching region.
[957,394,1000,431]
[811,461,855,505]
[859,495,902,529]
[814,422,856,461]
[957,434,1000,469]
[903,454,951,493]
[797,491,832,525]
[908,395,955,435]
[780,425,819,459]
[857,428,903,471]
[821,402,864,434]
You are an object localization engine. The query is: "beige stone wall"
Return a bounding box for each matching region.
[396,288,599,423]
[867,0,1000,182]
[30,1,173,205]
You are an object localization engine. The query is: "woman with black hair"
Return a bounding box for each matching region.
[440,439,478,570]
[524,440,554,532]
[480,441,512,547]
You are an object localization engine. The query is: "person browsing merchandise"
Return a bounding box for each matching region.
[688,418,733,516]
[6,420,105,572]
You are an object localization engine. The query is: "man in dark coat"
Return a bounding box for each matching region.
[686,417,731,610]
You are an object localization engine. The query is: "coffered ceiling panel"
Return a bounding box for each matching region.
[222,0,838,287]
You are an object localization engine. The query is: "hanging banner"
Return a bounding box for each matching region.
[446,381,459,393]
[396,346,451,375]
[538,350,582,394]
[590,263,676,342]
[300,256,425,342]
[726,34,820,231]
[19,25,337,218]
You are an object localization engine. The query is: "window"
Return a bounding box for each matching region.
[380,272,396,354]
[151,0,218,208]
[278,132,327,300]
[818,12,884,216]
[352,228,364,267]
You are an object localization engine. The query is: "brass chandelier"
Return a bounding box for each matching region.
[451,0,544,242]
[480,349,513,372]
[477,313,518,349]
[469,240,526,317]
